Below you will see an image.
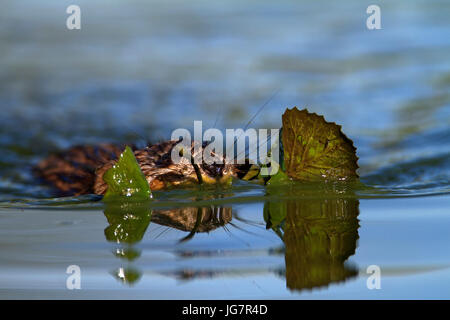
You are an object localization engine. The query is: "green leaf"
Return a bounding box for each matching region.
[103,146,152,200]
[280,107,358,181]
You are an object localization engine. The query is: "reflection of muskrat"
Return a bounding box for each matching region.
[34,140,253,196]
[152,206,232,233]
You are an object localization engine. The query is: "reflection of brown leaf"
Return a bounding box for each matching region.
[283,198,360,291]
[282,107,358,181]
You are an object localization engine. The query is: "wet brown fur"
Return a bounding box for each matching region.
[34,140,247,196]
[34,143,126,196]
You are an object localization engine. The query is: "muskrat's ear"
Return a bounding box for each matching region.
[93,160,116,195]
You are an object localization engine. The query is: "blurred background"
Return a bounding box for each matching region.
[1,0,450,300]
[0,0,449,196]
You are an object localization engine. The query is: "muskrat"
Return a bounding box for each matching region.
[34,140,254,197]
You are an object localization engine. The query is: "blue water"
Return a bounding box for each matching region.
[0,0,449,299]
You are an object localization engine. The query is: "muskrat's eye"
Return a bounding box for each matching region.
[201,163,224,177]
[179,149,183,157]
[213,164,222,176]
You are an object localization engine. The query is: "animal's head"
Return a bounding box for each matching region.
[136,139,240,190]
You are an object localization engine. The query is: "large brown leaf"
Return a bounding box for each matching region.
[281,107,358,181]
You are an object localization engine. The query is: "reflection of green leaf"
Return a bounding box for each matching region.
[111,267,142,286]
[280,107,358,181]
[104,201,152,245]
[103,146,151,200]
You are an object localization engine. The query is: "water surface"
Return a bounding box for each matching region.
[0,0,449,299]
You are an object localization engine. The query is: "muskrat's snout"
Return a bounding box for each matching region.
[198,161,234,186]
